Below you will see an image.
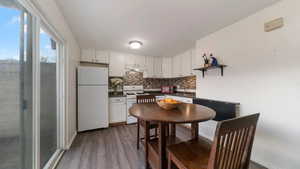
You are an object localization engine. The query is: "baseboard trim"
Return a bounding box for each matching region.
[43,150,64,169]
[67,132,77,149]
[51,150,65,169]
[251,161,268,169]
[109,122,126,127]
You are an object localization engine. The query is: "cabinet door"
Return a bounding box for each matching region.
[171,55,177,77]
[125,53,135,66]
[124,54,145,71]
[109,98,126,123]
[109,52,125,76]
[135,55,146,68]
[95,50,109,64]
[162,57,172,78]
[153,57,162,78]
[81,49,95,62]
[172,54,182,77]
[144,56,154,78]
[191,48,200,75]
[182,50,192,76]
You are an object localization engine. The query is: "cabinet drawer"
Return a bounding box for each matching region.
[110,97,126,103]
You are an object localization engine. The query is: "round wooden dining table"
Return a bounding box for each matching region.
[129,103,216,169]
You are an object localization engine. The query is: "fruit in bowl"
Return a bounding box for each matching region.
[157,98,181,110]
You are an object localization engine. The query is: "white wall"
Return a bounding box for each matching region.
[195,0,300,168]
[32,0,80,147]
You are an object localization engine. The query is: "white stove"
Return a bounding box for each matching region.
[123,86,148,124]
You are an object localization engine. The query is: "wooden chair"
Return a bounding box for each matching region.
[136,95,159,149]
[167,113,260,169]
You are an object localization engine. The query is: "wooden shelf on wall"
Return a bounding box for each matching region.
[193,64,227,78]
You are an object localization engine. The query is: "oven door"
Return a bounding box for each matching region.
[126,99,138,124]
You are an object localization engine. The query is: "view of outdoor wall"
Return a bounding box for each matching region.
[0,0,33,169]
[39,27,58,168]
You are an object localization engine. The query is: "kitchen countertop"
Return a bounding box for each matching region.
[146,91,196,98]
[108,91,196,98]
[109,92,126,98]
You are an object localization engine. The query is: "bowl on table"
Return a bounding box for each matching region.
[157,98,182,110]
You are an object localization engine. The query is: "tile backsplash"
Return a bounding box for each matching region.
[123,71,144,86]
[118,71,196,90]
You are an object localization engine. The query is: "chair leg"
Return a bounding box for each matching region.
[137,120,140,149]
[168,153,172,169]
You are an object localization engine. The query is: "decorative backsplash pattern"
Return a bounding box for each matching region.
[123,71,144,85]
[168,76,196,89]
[120,71,196,89]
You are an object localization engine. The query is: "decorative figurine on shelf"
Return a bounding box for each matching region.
[202,53,210,67]
[210,53,219,66]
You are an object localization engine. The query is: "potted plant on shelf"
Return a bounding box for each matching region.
[110,78,123,95]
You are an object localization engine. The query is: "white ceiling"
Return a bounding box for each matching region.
[56,0,279,57]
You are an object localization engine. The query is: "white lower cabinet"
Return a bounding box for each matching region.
[109,97,126,123]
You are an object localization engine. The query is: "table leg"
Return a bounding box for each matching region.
[159,122,167,169]
[170,124,176,137]
[191,122,199,140]
[166,124,169,137]
[137,119,140,149]
[145,121,150,169]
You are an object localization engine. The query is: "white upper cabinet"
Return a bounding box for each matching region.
[191,48,200,75]
[81,49,109,64]
[153,57,163,78]
[170,48,197,78]
[172,53,182,77]
[144,56,154,78]
[81,48,96,62]
[95,50,109,64]
[109,52,125,77]
[181,50,192,76]
[124,53,135,66]
[162,57,172,78]
[135,55,146,68]
[124,54,146,71]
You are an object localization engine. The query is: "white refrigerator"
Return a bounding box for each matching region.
[77,66,109,132]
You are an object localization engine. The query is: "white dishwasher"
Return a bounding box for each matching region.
[126,97,137,124]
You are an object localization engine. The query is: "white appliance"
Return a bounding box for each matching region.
[123,85,146,124]
[77,66,109,132]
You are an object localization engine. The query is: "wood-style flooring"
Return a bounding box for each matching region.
[56,125,267,169]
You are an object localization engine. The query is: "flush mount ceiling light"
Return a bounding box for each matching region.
[129,40,143,49]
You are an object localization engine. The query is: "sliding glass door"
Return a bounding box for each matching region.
[0,1,65,169]
[39,27,59,168]
[0,0,33,169]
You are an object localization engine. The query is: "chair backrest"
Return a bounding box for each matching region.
[208,113,260,169]
[137,95,156,104]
